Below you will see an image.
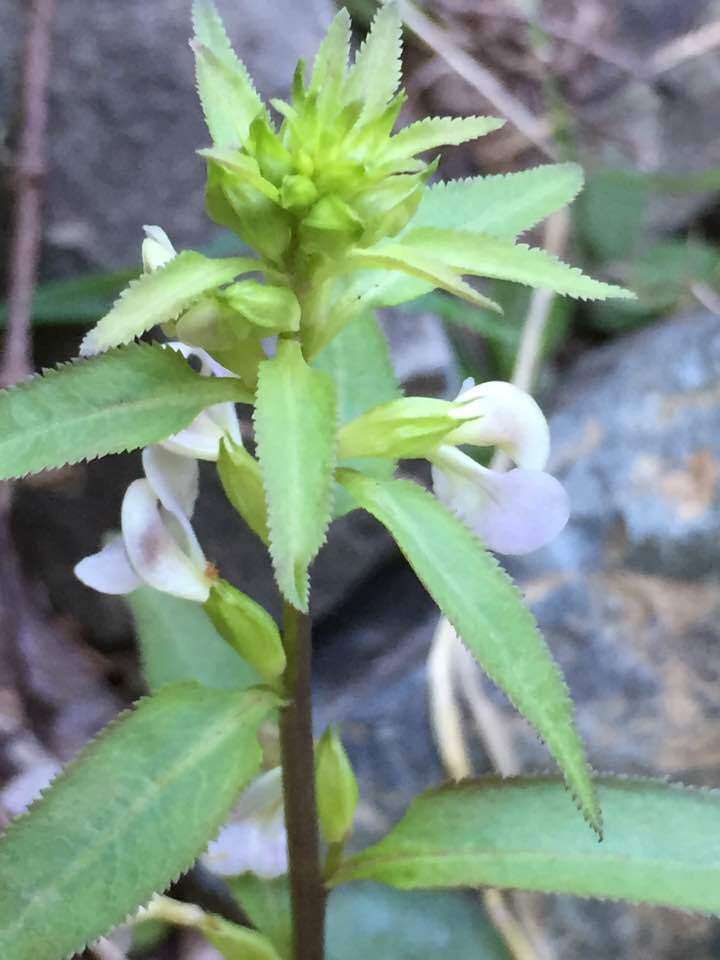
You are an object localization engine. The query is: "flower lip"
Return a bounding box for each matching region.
[448,378,550,471]
[431,445,569,556]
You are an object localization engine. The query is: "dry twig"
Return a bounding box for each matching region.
[2,0,55,387]
[398,0,555,158]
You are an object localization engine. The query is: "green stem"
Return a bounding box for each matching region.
[280,602,325,960]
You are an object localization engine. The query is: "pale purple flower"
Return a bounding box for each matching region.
[432,379,569,555]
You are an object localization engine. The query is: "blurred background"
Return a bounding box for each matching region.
[1,0,720,957]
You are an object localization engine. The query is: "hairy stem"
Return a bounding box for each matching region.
[280,602,325,960]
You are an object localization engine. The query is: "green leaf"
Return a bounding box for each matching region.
[310,7,352,117]
[397,228,635,300]
[326,883,510,959]
[229,875,292,960]
[0,683,277,960]
[575,168,648,261]
[255,340,337,610]
[0,269,136,326]
[337,472,600,833]
[192,0,267,147]
[0,343,250,480]
[127,586,260,692]
[202,914,282,960]
[217,438,270,543]
[313,311,400,516]
[80,252,258,355]
[344,1,403,123]
[332,777,720,915]
[410,163,585,238]
[382,116,504,164]
[345,245,501,312]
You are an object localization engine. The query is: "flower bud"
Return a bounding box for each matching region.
[337,397,466,460]
[222,280,300,334]
[205,578,286,681]
[280,174,319,213]
[141,225,176,273]
[315,727,359,845]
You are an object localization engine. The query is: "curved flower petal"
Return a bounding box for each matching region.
[74,535,142,595]
[141,225,177,273]
[142,446,199,519]
[121,479,211,601]
[432,448,569,555]
[159,342,243,460]
[203,813,287,879]
[202,769,287,879]
[449,379,550,470]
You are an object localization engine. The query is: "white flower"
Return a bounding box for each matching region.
[74,447,212,601]
[431,379,569,555]
[159,342,243,461]
[202,768,288,879]
[75,342,242,600]
[141,225,177,273]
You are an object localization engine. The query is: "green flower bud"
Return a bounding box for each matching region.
[174,299,266,388]
[280,174,319,213]
[247,116,294,186]
[205,578,286,682]
[315,727,359,845]
[222,280,300,333]
[300,194,364,255]
[337,397,468,460]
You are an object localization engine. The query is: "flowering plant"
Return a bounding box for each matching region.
[0,4,716,960]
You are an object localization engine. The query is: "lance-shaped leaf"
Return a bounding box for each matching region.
[344,1,403,123]
[127,586,260,693]
[344,246,501,312]
[338,472,600,833]
[331,776,720,915]
[410,163,585,238]
[192,0,267,147]
[0,343,251,480]
[255,340,337,610]
[395,228,634,300]
[382,115,504,165]
[80,252,258,356]
[313,311,399,516]
[310,7,351,118]
[0,683,277,960]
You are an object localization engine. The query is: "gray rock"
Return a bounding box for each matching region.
[315,310,720,956]
[0,0,335,271]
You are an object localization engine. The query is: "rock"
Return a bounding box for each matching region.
[0,0,335,272]
[315,310,720,955]
[489,310,720,956]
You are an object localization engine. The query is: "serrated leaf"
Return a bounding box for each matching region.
[0,343,250,480]
[344,1,403,123]
[331,776,720,916]
[313,311,400,517]
[396,228,635,300]
[337,472,600,833]
[192,0,267,147]
[382,115,504,164]
[0,683,277,960]
[80,252,258,356]
[345,246,501,312]
[127,586,260,692]
[410,163,585,239]
[255,340,337,610]
[310,7,351,117]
